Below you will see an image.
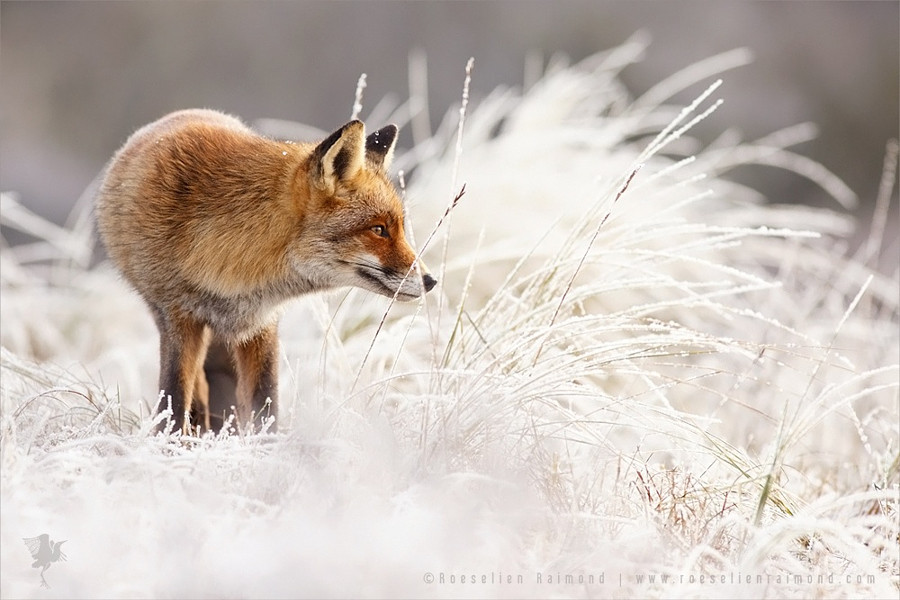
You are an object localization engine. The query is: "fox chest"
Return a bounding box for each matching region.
[148,266,318,341]
[175,286,290,341]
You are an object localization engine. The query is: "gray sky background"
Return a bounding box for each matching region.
[1,1,897,248]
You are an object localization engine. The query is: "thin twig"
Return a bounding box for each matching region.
[349,184,467,395]
[351,73,367,120]
[532,165,641,367]
[437,58,475,330]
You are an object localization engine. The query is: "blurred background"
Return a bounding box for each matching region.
[2,1,897,254]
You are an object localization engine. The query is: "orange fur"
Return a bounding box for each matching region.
[95,109,436,434]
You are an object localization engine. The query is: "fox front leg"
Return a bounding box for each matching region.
[154,311,212,434]
[233,321,279,432]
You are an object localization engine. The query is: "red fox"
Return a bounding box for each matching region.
[95,109,436,434]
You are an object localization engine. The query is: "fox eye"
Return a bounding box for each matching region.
[371,225,389,238]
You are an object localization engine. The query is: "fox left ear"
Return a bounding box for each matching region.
[311,120,366,194]
[365,124,398,171]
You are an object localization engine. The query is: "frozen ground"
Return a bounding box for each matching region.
[2,42,898,598]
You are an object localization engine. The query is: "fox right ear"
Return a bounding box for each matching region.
[310,120,365,194]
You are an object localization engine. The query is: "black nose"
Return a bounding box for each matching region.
[422,273,437,292]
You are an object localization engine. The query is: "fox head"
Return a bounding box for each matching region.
[293,120,436,301]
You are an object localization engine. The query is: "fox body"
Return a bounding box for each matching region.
[95,109,435,433]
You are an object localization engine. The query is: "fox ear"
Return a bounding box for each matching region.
[311,120,365,193]
[365,124,398,171]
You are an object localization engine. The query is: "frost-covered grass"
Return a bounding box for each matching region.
[2,41,898,599]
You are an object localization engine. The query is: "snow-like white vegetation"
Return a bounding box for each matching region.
[2,41,898,598]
